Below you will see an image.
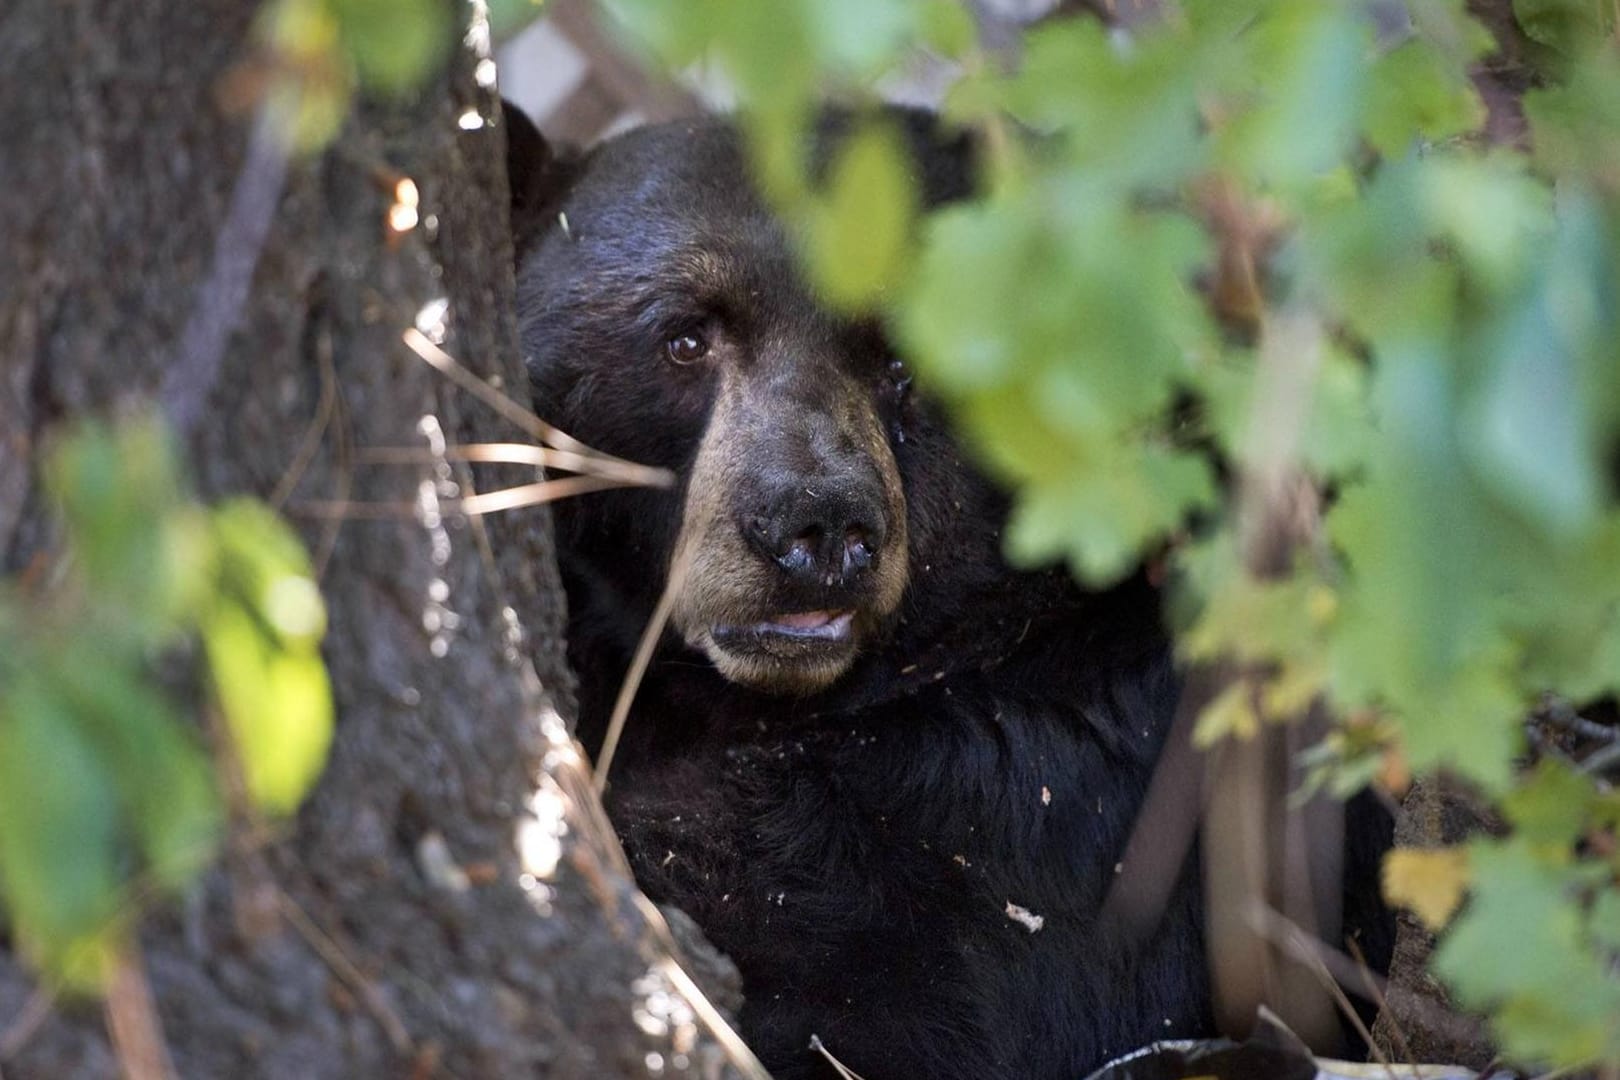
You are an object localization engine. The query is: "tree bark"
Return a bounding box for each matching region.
[0,2,743,1077]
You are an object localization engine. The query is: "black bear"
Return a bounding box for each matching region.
[506,104,1378,1079]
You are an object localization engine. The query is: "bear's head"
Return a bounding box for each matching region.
[509,105,1059,699]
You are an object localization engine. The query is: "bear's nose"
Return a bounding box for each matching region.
[745,483,886,588]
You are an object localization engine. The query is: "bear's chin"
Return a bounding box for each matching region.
[695,629,859,697]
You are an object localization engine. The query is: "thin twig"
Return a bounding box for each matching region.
[401,330,671,490]
[1248,905,1397,1080]
[312,370,353,579]
[355,441,669,487]
[1348,937,1415,1067]
[809,1034,870,1080]
[593,548,693,796]
[512,663,771,1080]
[271,319,341,510]
[104,945,178,1080]
[403,327,586,450]
[1580,740,1620,776]
[163,102,290,436]
[0,988,54,1060]
[296,474,632,519]
[1248,903,1389,1004]
[455,476,626,515]
[1537,696,1618,744]
[655,954,772,1080]
[276,891,413,1055]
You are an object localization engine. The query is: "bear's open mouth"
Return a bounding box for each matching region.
[712,609,855,647]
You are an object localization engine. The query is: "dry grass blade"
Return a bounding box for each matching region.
[593,548,692,796]
[356,442,670,488]
[1348,937,1415,1067]
[809,1035,870,1080]
[655,953,772,1080]
[297,474,635,520]
[1249,904,1398,1080]
[518,669,770,1080]
[403,327,588,452]
[455,476,627,516]
[402,329,671,489]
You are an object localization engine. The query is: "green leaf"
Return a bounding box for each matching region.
[1362,38,1486,157]
[1461,191,1613,537]
[1003,445,1214,584]
[1514,0,1617,57]
[807,122,917,310]
[1589,888,1620,953]
[1215,3,1371,187]
[330,0,451,94]
[917,0,976,58]
[489,0,548,42]
[53,662,221,891]
[1435,840,1588,1003]
[0,678,124,990]
[1003,17,1205,188]
[44,417,189,637]
[1525,51,1620,177]
[202,600,333,817]
[1501,759,1595,852]
[1193,680,1262,747]
[1439,841,1620,1067]
[203,500,333,816]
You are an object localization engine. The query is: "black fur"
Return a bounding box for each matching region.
[507,106,1381,1079]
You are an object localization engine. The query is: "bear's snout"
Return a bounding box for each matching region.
[666,366,910,695]
[743,474,888,591]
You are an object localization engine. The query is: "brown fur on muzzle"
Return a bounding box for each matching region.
[669,365,908,696]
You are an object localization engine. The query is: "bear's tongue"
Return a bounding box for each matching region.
[772,609,843,630]
[749,610,855,640]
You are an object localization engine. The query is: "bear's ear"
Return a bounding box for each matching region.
[502,99,577,257]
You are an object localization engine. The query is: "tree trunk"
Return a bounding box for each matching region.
[0,2,744,1077]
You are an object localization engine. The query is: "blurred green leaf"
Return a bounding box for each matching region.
[1513,0,1617,58]
[204,500,332,816]
[1501,759,1595,852]
[44,417,189,638]
[1438,839,1620,1066]
[611,0,1620,1065]
[1,418,332,996]
[1362,38,1485,157]
[808,122,917,309]
[1525,50,1620,177]
[55,662,222,891]
[260,0,357,153]
[330,0,451,94]
[203,601,333,816]
[489,0,548,42]
[1214,4,1370,187]
[0,677,124,990]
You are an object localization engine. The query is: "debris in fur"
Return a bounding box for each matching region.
[1005,901,1044,933]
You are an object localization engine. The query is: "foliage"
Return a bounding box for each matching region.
[605,0,1620,1068]
[0,418,332,990]
[257,0,456,150]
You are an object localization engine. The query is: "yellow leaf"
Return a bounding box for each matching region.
[1193,680,1261,748]
[1258,660,1324,718]
[1383,846,1471,931]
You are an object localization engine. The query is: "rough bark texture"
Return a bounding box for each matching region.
[0,2,741,1077]
[1370,780,1498,1069]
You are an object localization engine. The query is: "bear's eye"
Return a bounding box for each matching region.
[666,332,710,365]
